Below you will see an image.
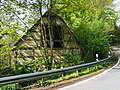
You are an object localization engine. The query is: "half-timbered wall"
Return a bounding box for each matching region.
[13,12,81,63]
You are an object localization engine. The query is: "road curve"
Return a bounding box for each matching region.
[58,46,120,90]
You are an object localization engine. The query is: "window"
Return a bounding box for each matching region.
[44,25,63,48]
[53,25,63,48]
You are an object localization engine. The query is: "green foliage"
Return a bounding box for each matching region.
[0,52,83,77]
[0,66,15,77]
[37,78,51,87]
[111,26,120,45]
[0,20,21,67]
[0,84,15,90]
[16,60,37,74]
[0,0,117,77]
[53,0,117,62]
[0,0,118,89]
[61,52,84,67]
[0,0,117,65]
[73,19,111,61]
[0,60,40,77]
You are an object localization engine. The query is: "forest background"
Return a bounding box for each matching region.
[0,0,118,77]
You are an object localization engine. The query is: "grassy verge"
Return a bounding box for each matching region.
[36,59,115,86]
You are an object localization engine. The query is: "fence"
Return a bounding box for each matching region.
[0,50,113,87]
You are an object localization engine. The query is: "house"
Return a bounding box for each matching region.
[11,11,81,69]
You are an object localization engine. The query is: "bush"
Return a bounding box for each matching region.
[0,66,15,77]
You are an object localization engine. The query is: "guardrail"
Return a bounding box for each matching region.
[0,51,113,86]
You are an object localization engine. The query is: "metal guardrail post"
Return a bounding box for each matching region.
[87,67,90,72]
[76,70,79,77]
[108,51,111,57]
[96,54,99,61]
[61,66,64,79]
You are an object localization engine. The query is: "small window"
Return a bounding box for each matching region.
[44,25,63,48]
[53,25,63,48]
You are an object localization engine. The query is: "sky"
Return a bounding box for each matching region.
[113,0,120,26]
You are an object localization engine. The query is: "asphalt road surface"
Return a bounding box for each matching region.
[59,46,120,90]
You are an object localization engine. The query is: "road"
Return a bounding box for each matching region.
[58,46,120,90]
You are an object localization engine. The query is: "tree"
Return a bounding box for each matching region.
[53,0,117,62]
[0,0,117,67]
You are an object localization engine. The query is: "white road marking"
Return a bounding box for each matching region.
[58,58,120,90]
